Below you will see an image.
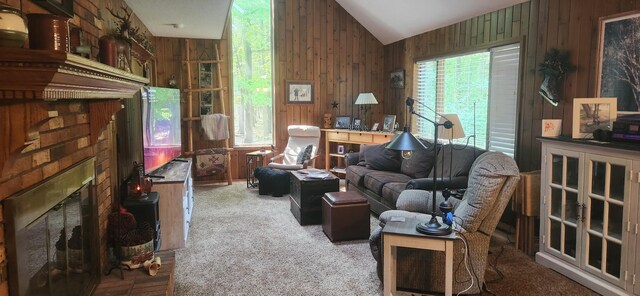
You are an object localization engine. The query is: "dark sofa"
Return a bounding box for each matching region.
[345,141,485,215]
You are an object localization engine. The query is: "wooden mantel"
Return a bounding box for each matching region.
[0,48,149,100]
[0,48,149,174]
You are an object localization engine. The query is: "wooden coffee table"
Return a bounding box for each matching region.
[289,170,339,225]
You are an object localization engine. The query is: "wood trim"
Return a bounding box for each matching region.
[0,48,149,100]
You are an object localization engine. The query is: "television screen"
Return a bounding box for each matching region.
[141,87,182,173]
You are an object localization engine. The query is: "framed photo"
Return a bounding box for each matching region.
[286,80,314,104]
[542,119,562,137]
[572,98,617,139]
[352,118,362,130]
[337,145,345,154]
[596,11,640,113]
[334,116,351,129]
[382,115,396,132]
[371,122,379,131]
[390,69,404,89]
[32,0,74,17]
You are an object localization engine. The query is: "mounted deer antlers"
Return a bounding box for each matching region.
[107,4,133,37]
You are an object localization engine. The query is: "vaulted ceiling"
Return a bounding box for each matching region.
[125,0,528,43]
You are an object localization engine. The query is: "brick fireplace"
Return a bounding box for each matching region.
[0,48,148,295]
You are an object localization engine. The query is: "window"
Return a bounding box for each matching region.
[414,44,520,157]
[232,0,273,146]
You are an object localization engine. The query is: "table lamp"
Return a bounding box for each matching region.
[354,92,378,130]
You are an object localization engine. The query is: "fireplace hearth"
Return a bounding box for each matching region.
[4,159,99,296]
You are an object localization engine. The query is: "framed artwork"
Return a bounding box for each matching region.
[286,80,314,104]
[390,69,405,89]
[382,115,396,132]
[596,11,640,113]
[371,122,379,131]
[32,0,74,17]
[352,118,362,130]
[334,116,351,129]
[541,119,562,137]
[572,98,617,139]
[337,145,345,154]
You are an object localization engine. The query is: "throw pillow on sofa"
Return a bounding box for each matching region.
[364,143,402,172]
[400,139,437,178]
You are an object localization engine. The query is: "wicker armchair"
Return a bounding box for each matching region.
[369,152,520,294]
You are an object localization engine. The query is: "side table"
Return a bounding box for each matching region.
[246,150,273,188]
[382,216,457,296]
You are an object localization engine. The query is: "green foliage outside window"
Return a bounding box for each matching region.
[232,0,273,145]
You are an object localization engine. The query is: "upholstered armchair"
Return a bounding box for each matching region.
[369,152,520,294]
[268,125,320,170]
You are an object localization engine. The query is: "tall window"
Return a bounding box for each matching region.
[232,0,273,146]
[414,44,520,157]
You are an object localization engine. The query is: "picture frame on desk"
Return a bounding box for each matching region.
[352,118,362,130]
[371,122,379,131]
[572,98,617,139]
[334,116,351,129]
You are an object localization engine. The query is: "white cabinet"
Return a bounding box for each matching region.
[538,138,640,296]
[150,158,194,251]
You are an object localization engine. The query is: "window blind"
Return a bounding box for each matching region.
[488,44,520,157]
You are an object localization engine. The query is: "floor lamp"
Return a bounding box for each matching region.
[386,97,453,236]
[354,92,378,131]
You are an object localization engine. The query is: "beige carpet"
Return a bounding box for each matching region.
[174,183,597,296]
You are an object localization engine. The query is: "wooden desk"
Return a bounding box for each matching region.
[321,129,395,173]
[382,217,456,296]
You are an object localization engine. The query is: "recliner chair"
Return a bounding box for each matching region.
[369,152,520,294]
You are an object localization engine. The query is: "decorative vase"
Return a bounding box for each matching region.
[26,13,69,51]
[0,4,28,48]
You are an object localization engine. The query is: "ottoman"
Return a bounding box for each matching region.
[322,191,370,242]
[254,167,290,197]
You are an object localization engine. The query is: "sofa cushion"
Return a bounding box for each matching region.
[381,182,407,206]
[364,171,412,196]
[428,144,485,179]
[346,165,375,187]
[454,152,520,232]
[364,143,402,172]
[400,140,437,178]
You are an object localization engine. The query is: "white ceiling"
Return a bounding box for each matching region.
[124,0,232,39]
[335,0,529,45]
[124,0,528,43]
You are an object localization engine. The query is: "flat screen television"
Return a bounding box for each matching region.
[141,86,182,173]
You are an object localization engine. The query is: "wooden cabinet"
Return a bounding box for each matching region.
[321,129,395,174]
[150,158,194,251]
[538,138,640,295]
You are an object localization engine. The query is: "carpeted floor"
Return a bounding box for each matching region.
[174,183,597,296]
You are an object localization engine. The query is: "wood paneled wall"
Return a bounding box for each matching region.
[273,0,386,169]
[383,0,640,172]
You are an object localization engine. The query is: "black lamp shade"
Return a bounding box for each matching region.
[386,127,426,151]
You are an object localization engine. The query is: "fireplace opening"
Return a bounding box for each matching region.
[4,159,100,296]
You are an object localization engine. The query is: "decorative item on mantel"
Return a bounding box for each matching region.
[539,48,576,107]
[99,5,154,72]
[0,4,28,48]
[27,13,70,51]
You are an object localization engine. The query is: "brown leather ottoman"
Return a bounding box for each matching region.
[322,191,370,242]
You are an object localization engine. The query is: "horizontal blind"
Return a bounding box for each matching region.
[488,44,520,157]
[415,60,437,140]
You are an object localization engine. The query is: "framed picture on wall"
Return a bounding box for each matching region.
[572,98,617,139]
[596,11,640,113]
[390,69,405,89]
[286,80,314,104]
